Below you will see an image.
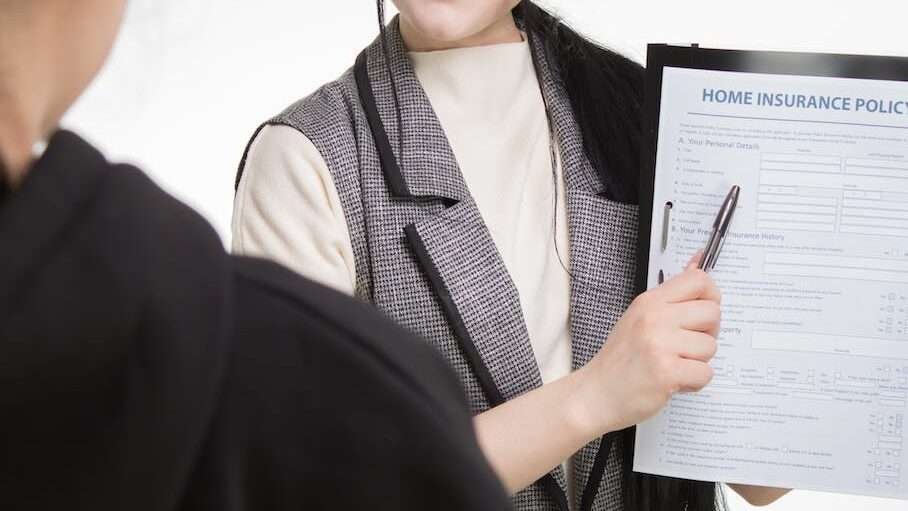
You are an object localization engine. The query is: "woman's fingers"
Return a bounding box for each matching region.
[671,300,721,335]
[676,360,714,393]
[686,250,704,270]
[654,268,721,304]
[674,330,718,362]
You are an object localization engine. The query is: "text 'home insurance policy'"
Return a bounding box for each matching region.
[636,66,908,499]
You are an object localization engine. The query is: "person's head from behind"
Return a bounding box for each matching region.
[0,0,126,184]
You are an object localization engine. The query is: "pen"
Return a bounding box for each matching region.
[698,185,740,272]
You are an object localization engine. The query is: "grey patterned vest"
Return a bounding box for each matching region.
[237,19,639,511]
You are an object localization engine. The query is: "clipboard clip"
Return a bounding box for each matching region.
[660,201,673,253]
[657,201,673,284]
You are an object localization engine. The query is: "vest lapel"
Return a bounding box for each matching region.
[358,19,468,202]
[531,36,640,511]
[357,19,571,507]
[359,16,548,399]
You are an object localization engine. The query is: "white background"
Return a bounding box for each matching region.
[66,1,907,509]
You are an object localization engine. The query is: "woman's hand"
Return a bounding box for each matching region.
[473,256,723,494]
[572,264,721,436]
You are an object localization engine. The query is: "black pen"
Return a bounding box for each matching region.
[698,185,740,272]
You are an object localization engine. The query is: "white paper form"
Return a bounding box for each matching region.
[634,66,908,499]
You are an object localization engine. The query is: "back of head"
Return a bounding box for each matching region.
[0,0,126,185]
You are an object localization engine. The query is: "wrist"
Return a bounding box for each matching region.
[563,365,617,442]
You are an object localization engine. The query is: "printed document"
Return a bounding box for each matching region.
[635,66,908,499]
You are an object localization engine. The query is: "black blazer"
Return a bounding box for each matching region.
[0,131,510,510]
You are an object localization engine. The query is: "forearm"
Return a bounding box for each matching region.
[472,367,605,494]
[472,371,794,502]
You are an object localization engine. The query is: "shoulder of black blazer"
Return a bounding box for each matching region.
[0,130,510,511]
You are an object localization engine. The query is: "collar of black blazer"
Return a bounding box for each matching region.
[0,130,108,305]
[0,169,9,203]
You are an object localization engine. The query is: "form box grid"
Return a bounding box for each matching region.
[757,153,843,234]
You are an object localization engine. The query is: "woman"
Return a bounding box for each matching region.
[0,1,510,509]
[233,1,789,509]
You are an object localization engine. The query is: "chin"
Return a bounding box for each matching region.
[395,0,517,45]
[405,2,481,42]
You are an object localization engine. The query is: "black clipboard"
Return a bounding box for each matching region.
[636,44,908,294]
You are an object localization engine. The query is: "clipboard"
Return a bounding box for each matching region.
[632,44,908,498]
[636,43,908,294]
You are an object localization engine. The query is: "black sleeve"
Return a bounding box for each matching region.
[180,257,512,511]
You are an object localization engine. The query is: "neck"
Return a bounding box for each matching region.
[0,93,44,186]
[399,14,522,52]
[0,8,51,187]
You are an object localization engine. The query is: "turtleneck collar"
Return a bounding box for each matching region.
[408,38,536,128]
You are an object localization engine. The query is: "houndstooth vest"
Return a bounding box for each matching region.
[237,18,639,511]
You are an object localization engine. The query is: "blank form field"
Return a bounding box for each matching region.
[842,198,908,213]
[759,220,836,232]
[761,154,841,180]
[764,252,908,283]
[764,153,842,167]
[760,203,836,214]
[752,330,908,360]
[846,158,908,179]
[841,225,908,237]
[842,216,908,230]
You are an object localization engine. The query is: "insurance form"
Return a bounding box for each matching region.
[634,65,908,499]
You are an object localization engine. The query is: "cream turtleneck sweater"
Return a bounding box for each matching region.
[233,39,573,390]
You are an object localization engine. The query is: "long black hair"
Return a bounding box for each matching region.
[377,1,724,509]
[517,1,642,204]
[513,7,723,511]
